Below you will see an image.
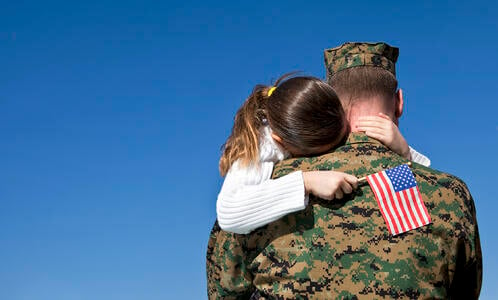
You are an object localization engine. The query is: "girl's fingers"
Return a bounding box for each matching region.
[356,118,390,130]
[357,127,387,137]
[362,131,386,142]
[356,122,384,129]
[358,115,389,122]
[356,123,386,132]
[339,180,353,194]
[378,112,392,121]
[344,174,359,189]
[335,189,344,199]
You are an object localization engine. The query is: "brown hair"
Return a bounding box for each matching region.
[219,74,346,176]
[328,67,398,112]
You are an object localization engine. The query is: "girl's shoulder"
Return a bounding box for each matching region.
[259,126,288,163]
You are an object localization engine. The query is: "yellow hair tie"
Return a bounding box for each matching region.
[267,86,277,97]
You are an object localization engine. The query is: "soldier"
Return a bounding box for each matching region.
[206,42,482,299]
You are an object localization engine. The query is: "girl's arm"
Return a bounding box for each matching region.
[216,161,307,234]
[409,147,431,167]
[356,113,431,167]
[217,161,358,234]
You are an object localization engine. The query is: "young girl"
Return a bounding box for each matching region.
[217,75,429,234]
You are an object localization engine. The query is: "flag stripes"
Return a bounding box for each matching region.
[366,164,431,235]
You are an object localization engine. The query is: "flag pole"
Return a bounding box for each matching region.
[358,162,412,184]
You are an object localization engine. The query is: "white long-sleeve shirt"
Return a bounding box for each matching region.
[216,127,430,234]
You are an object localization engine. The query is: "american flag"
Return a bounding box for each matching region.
[366,164,431,235]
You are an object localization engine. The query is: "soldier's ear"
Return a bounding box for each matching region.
[394,89,404,121]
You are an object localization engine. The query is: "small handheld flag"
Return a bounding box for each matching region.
[366,164,431,235]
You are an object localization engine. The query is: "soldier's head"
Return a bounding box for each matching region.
[324,42,404,127]
[219,74,347,176]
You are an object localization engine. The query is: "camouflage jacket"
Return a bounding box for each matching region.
[206,133,482,299]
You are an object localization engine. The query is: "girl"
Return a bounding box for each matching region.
[217,74,429,234]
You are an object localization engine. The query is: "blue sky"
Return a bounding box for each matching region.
[1,0,497,299]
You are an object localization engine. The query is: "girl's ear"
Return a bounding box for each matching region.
[271,132,295,155]
[271,133,284,145]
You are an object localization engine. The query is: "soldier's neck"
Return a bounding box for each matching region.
[347,98,396,132]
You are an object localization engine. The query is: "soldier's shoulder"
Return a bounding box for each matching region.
[411,163,472,199]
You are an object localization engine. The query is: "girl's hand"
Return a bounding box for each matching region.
[302,171,358,200]
[356,113,411,160]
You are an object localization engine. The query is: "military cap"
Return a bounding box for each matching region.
[324,42,399,80]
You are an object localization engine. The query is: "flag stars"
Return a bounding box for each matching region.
[386,164,417,192]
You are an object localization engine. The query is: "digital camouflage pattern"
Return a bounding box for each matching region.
[207,133,482,299]
[324,42,399,81]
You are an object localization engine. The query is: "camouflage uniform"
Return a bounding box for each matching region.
[206,42,481,299]
[207,134,481,299]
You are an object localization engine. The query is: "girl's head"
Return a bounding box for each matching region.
[219,74,347,176]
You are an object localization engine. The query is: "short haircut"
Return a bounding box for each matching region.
[328,67,398,111]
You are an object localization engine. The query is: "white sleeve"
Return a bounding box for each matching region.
[216,160,308,234]
[409,146,431,167]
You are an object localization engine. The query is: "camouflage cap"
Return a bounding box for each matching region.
[324,42,399,80]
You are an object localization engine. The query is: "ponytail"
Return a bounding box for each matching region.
[219,85,272,176]
[219,72,341,177]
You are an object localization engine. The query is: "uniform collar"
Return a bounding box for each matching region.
[344,132,385,146]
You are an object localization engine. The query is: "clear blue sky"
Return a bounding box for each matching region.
[1,0,497,299]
